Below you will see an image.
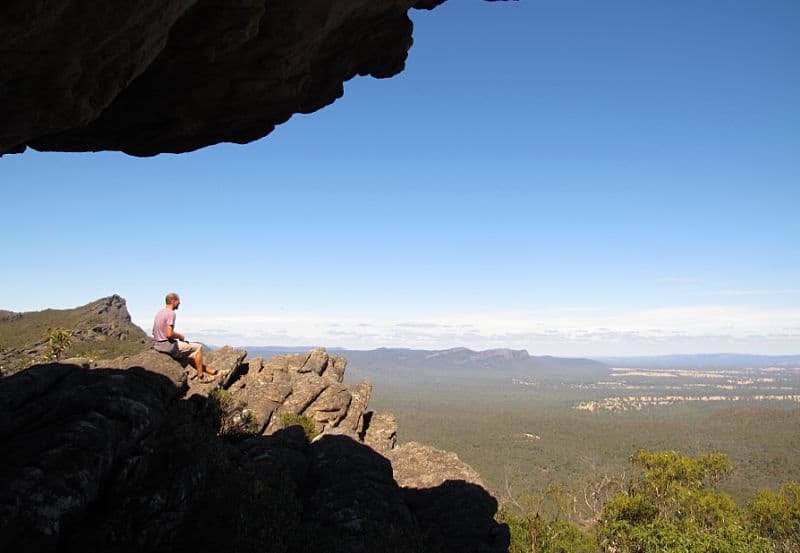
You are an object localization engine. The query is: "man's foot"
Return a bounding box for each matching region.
[198,373,217,383]
[204,367,218,375]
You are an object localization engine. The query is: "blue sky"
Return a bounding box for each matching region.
[2,1,798,356]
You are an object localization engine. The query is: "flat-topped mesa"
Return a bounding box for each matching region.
[1,0,513,157]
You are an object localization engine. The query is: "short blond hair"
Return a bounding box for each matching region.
[165,292,179,304]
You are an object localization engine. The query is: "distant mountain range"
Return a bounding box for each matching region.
[244,346,610,383]
[596,353,800,370]
[243,347,800,385]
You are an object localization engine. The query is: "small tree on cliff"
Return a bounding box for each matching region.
[44,327,71,361]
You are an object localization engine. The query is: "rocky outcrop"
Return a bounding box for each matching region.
[0,346,509,553]
[387,441,487,489]
[1,0,511,157]
[0,295,149,375]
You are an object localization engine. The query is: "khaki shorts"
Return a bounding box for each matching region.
[176,341,202,360]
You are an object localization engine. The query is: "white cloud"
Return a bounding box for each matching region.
[135,304,800,356]
[711,289,797,296]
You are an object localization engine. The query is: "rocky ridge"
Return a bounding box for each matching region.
[0,295,149,375]
[0,314,508,551]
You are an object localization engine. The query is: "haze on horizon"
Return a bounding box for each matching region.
[2,2,798,358]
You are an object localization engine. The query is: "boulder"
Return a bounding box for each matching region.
[325,354,348,383]
[306,383,353,432]
[204,345,247,380]
[340,381,372,433]
[300,347,329,375]
[102,349,188,389]
[0,364,181,550]
[386,441,486,489]
[363,411,398,453]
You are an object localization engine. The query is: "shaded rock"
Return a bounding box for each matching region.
[1,1,517,155]
[0,362,75,413]
[103,349,188,389]
[0,342,508,553]
[297,434,423,553]
[239,426,310,489]
[404,480,510,553]
[69,393,302,553]
[0,365,180,550]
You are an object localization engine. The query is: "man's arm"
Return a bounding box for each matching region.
[165,325,185,341]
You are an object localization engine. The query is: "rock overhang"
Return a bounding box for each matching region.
[1,0,513,157]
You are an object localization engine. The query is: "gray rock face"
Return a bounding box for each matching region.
[363,411,398,452]
[387,441,486,489]
[0,363,181,551]
[0,346,509,552]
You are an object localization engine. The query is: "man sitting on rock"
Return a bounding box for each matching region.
[152,292,217,381]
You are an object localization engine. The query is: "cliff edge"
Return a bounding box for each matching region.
[0,298,508,552]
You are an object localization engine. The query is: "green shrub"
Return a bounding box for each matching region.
[496,507,532,553]
[532,517,598,553]
[280,413,318,441]
[749,481,800,552]
[43,327,71,361]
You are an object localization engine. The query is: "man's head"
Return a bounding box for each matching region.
[165,292,181,310]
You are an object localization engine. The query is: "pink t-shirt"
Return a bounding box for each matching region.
[153,308,176,341]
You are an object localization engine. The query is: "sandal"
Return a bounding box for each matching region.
[198,374,216,383]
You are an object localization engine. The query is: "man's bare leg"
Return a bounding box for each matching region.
[191,351,203,378]
[192,348,216,377]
